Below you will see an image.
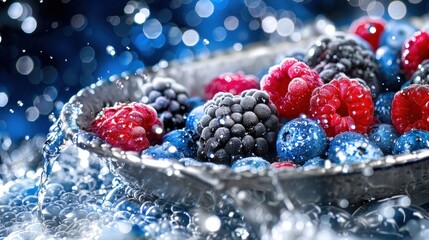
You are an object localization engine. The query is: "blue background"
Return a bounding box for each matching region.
[1,0,429,142]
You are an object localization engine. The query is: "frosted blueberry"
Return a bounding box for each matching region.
[277,118,327,165]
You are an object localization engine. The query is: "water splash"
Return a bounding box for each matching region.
[37,121,65,213]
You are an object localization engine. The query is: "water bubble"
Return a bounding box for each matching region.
[115,199,140,214]
[25,107,39,122]
[224,16,239,31]
[171,211,191,227]
[203,215,221,232]
[71,14,87,31]
[362,167,374,177]
[0,92,9,107]
[338,199,349,209]
[22,17,37,34]
[42,87,58,102]
[262,16,277,33]
[134,9,150,24]
[195,0,214,18]
[277,18,294,36]
[80,46,95,63]
[182,29,199,47]
[2,212,16,223]
[388,1,406,20]
[367,1,385,18]
[106,45,116,56]
[16,56,34,75]
[15,211,34,223]
[143,19,162,39]
[8,3,24,19]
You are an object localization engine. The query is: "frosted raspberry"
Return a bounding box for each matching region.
[391,84,429,134]
[91,102,164,152]
[309,77,374,137]
[401,31,429,78]
[349,17,386,51]
[203,72,259,100]
[261,58,323,119]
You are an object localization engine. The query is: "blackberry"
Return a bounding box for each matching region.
[197,90,279,165]
[410,59,429,85]
[140,77,189,132]
[304,33,380,98]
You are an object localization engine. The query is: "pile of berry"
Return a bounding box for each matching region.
[90,17,429,171]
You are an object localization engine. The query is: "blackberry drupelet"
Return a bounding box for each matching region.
[140,77,190,133]
[410,60,429,85]
[197,90,279,165]
[304,33,380,98]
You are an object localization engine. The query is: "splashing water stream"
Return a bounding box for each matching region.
[37,122,65,213]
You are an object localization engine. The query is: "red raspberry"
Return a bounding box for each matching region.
[309,77,374,137]
[349,17,386,51]
[261,58,323,119]
[271,161,296,169]
[203,72,259,99]
[91,102,164,152]
[401,31,429,78]
[391,84,429,134]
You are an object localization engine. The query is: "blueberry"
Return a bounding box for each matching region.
[393,130,429,154]
[375,46,406,92]
[374,92,395,124]
[411,59,429,85]
[230,157,270,173]
[380,21,416,50]
[163,129,199,158]
[276,118,327,165]
[368,124,399,155]
[328,132,384,164]
[142,142,183,160]
[185,105,204,133]
[302,157,325,169]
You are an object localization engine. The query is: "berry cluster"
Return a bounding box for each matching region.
[88,16,429,172]
[140,77,190,132]
[196,90,279,165]
[304,33,380,98]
